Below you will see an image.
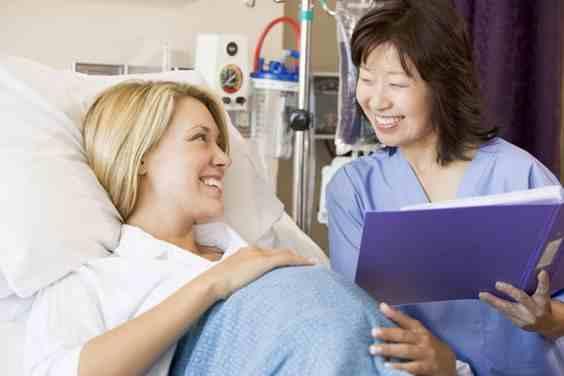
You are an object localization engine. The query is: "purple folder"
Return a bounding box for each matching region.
[356,204,564,305]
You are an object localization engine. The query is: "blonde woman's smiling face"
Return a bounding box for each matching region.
[141,97,231,223]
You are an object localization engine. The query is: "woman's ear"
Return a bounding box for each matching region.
[139,160,147,176]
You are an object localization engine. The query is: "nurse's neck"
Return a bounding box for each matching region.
[399,132,441,175]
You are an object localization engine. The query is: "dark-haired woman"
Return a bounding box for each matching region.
[327,0,564,375]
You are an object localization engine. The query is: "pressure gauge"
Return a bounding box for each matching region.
[219,64,243,94]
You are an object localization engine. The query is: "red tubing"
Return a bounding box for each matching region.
[253,16,301,73]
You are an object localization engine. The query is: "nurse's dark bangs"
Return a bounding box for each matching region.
[351,2,419,79]
[350,0,499,165]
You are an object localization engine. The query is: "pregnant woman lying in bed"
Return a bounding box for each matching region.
[23,81,408,376]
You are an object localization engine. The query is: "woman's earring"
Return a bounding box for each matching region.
[139,161,147,176]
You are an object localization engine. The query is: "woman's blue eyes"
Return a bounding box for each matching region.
[192,134,207,142]
[190,134,223,149]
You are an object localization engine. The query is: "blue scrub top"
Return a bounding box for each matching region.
[327,138,564,375]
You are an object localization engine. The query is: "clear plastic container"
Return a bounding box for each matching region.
[249,77,298,160]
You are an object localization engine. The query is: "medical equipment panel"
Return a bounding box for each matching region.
[195,34,250,113]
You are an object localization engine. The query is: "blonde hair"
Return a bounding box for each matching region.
[83,81,230,220]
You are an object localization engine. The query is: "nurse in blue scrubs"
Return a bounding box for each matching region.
[327,1,564,375]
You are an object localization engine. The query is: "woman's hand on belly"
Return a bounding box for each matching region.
[479,270,564,340]
[204,246,317,300]
[369,302,456,376]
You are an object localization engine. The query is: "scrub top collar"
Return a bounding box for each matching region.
[389,138,500,205]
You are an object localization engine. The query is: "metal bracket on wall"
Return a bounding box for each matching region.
[319,0,336,16]
[244,0,286,7]
[72,62,191,76]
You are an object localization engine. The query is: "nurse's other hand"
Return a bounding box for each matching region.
[207,246,316,300]
[371,302,456,376]
[479,270,561,339]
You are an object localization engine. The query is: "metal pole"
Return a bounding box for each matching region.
[292,0,313,232]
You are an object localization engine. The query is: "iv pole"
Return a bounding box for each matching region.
[292,0,314,232]
[292,0,336,232]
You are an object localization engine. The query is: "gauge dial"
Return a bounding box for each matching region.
[219,64,243,94]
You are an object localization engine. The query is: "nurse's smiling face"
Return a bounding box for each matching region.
[140,97,231,224]
[356,43,435,150]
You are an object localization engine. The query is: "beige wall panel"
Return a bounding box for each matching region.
[0,0,284,69]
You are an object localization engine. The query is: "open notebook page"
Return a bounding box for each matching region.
[402,185,564,211]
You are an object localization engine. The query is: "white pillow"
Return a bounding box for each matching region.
[0,56,284,298]
[0,318,25,375]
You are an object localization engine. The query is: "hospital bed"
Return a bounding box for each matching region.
[0,56,328,375]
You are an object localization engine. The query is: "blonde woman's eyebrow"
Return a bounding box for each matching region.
[187,125,211,134]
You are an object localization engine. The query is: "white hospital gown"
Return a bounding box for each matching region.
[24,222,247,376]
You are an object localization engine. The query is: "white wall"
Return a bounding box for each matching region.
[0,0,284,70]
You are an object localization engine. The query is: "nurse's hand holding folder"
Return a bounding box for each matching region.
[480,270,564,341]
[370,303,456,376]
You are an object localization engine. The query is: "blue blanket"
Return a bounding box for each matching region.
[169,265,409,376]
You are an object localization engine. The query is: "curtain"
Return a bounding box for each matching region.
[453,0,563,176]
